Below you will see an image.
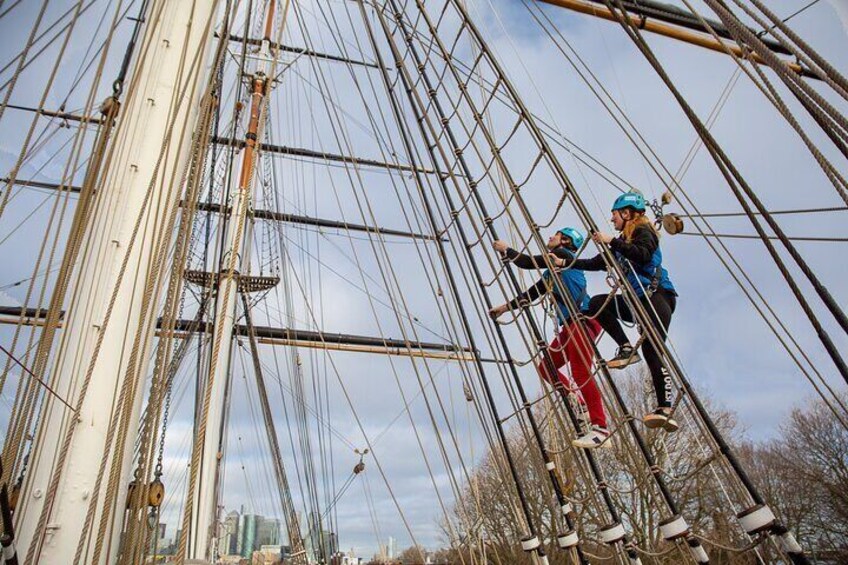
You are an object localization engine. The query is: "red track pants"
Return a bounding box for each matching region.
[537,318,607,429]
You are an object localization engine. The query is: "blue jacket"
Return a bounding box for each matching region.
[506,247,588,325]
[542,251,589,323]
[571,225,676,298]
[613,246,675,298]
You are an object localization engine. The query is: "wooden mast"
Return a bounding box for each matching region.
[181,1,278,561]
[12,1,220,563]
[538,0,809,77]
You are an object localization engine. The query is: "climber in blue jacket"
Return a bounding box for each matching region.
[550,193,678,432]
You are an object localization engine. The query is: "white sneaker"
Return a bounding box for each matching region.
[572,426,611,449]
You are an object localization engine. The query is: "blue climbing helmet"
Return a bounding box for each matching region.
[611,192,647,212]
[557,227,584,250]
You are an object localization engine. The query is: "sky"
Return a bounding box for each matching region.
[1,0,847,559]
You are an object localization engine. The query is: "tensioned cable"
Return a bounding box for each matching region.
[60,0,141,107]
[23,1,218,559]
[285,0,486,543]
[464,7,820,520]
[404,16,716,556]
[0,1,96,80]
[284,1,836,560]
[380,1,636,558]
[405,0,633,521]
[0,134,84,247]
[239,339,358,449]
[679,232,847,243]
[358,0,584,524]
[520,0,848,423]
[739,0,848,101]
[0,0,51,123]
[0,0,128,480]
[263,67,326,546]
[512,4,784,536]
[0,344,76,412]
[610,0,848,382]
[107,0,840,556]
[250,11,476,552]
[284,2,512,552]
[233,344,279,519]
[597,1,819,559]
[177,1,289,558]
[681,0,848,202]
[312,0,492,484]
[685,205,848,218]
[0,117,98,443]
[524,0,848,227]
[270,217,429,552]
[126,51,229,561]
[1,0,122,474]
[766,0,821,32]
[0,0,23,20]
[0,0,95,221]
[390,1,796,560]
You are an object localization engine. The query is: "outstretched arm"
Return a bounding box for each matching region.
[508,279,548,309]
[505,248,551,269]
[490,278,547,319]
[550,252,606,271]
[496,243,571,270]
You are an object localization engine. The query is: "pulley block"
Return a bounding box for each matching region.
[662,213,684,235]
[148,478,165,508]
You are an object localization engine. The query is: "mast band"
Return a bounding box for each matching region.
[557,530,579,549]
[658,515,689,540]
[600,522,626,544]
[737,504,775,535]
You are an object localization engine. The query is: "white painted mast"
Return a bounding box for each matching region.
[185,2,277,561]
[13,1,220,563]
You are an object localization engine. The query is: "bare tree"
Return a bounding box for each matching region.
[743,395,848,562]
[440,379,751,564]
[397,544,428,564]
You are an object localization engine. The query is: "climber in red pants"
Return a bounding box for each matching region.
[489,227,610,449]
[538,315,606,435]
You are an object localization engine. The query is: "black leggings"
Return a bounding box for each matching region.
[587,289,677,408]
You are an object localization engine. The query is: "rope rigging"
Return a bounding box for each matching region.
[1,0,844,563]
[429,1,847,432]
[602,0,848,394]
[241,294,308,562]
[360,5,583,562]
[517,0,848,431]
[371,2,658,561]
[372,0,836,560]
[285,2,495,553]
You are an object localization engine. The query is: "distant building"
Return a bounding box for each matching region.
[240,514,258,558]
[148,523,168,554]
[219,510,240,556]
[258,544,282,560]
[305,529,337,563]
[296,512,338,562]
[256,517,280,547]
